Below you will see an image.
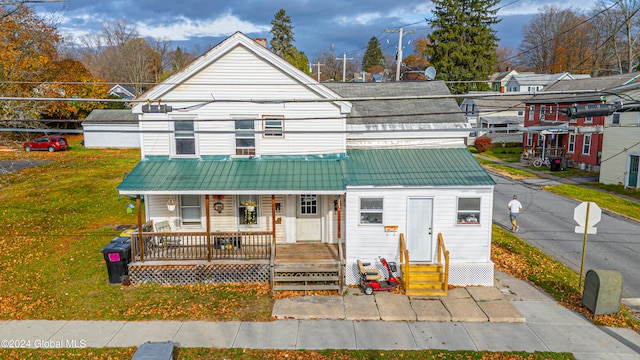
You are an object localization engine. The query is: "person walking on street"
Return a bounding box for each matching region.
[507,195,523,232]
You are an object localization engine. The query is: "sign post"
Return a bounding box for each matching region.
[573,202,602,291]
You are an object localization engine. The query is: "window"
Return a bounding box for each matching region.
[517,110,524,116]
[457,198,481,224]
[612,113,620,125]
[582,134,591,155]
[526,133,533,147]
[359,198,383,224]
[180,195,201,225]
[299,194,317,215]
[263,115,283,137]
[539,105,545,120]
[174,120,195,155]
[568,134,575,153]
[528,106,534,122]
[238,195,259,225]
[235,120,255,156]
[585,116,593,124]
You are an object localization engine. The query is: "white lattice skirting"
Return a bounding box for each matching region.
[128,263,270,285]
[345,261,494,287]
[448,262,494,286]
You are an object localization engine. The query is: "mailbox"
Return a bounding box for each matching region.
[582,269,623,315]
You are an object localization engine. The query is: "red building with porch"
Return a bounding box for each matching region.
[522,74,640,171]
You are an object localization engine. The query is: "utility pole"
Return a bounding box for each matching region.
[311,62,324,82]
[336,52,353,82]
[385,28,415,81]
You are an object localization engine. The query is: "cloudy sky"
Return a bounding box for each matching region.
[35,0,597,61]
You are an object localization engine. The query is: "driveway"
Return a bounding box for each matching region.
[0,160,49,173]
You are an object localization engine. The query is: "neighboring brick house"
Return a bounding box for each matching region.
[523,73,640,171]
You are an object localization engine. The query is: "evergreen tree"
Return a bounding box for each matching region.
[428,0,500,94]
[269,8,311,75]
[362,36,385,72]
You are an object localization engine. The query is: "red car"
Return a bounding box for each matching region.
[23,136,69,152]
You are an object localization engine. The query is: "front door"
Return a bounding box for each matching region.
[629,155,639,188]
[296,194,322,242]
[407,198,434,262]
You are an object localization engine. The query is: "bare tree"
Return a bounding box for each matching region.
[592,0,640,73]
[518,6,596,74]
[77,19,162,95]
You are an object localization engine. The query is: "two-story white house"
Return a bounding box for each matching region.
[117,32,496,294]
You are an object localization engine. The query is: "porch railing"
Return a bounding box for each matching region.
[131,230,273,262]
[437,233,450,291]
[399,233,410,289]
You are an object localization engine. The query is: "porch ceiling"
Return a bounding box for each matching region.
[117,148,495,194]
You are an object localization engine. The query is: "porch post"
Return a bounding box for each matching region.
[137,194,144,262]
[338,193,345,240]
[271,195,276,243]
[205,195,211,262]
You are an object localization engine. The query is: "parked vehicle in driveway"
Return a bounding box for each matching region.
[23,136,69,152]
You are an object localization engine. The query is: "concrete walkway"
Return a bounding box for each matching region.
[1,271,639,359]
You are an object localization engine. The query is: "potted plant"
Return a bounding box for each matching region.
[167,199,177,212]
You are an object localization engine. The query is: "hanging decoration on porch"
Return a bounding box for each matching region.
[167,199,177,212]
[213,194,224,201]
[213,202,224,213]
[241,200,257,224]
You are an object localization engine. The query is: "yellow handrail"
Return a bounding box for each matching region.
[399,233,410,290]
[437,233,450,290]
[399,232,449,292]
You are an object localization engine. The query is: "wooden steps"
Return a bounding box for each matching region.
[403,263,448,297]
[272,265,342,294]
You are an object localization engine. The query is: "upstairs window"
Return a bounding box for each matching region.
[263,115,284,137]
[235,120,255,156]
[585,116,593,124]
[612,113,620,125]
[528,106,534,122]
[174,120,195,155]
[539,105,545,120]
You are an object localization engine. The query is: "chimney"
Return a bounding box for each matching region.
[254,38,267,48]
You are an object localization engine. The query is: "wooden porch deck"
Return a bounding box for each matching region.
[274,243,340,266]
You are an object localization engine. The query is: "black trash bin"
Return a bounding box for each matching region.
[101,237,132,284]
[549,157,562,171]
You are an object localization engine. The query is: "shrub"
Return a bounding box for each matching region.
[474,136,492,152]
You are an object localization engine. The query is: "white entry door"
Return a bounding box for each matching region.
[296,194,322,242]
[407,198,434,262]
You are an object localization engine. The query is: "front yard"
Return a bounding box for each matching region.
[0,136,272,321]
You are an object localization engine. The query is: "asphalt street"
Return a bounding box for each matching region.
[492,173,640,299]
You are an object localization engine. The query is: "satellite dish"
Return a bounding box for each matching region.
[425,66,436,81]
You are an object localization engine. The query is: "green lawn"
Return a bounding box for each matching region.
[0,137,272,321]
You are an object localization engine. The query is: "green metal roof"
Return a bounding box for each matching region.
[344,148,495,187]
[117,148,494,194]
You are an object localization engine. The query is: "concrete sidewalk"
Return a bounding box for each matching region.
[0,271,639,359]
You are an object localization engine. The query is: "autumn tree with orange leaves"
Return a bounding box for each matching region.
[0,5,108,128]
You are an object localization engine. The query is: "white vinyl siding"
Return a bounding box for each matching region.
[141,46,345,157]
[345,187,494,265]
